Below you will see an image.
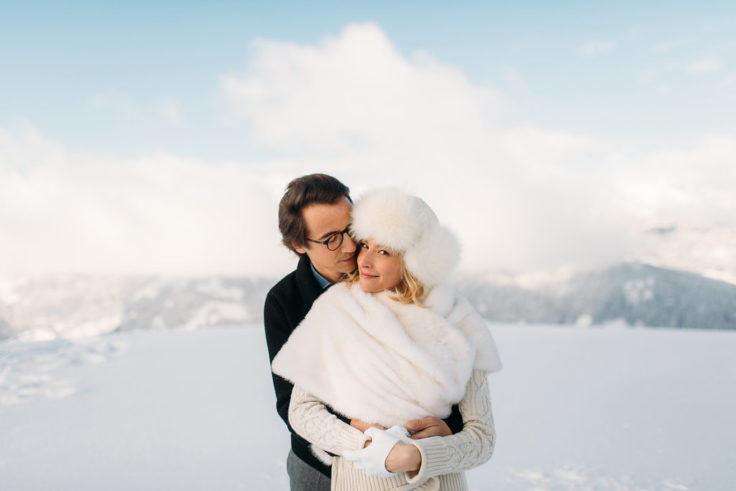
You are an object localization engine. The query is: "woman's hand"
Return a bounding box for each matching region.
[384,441,422,473]
[343,426,414,477]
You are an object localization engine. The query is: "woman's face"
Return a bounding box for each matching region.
[356,238,403,293]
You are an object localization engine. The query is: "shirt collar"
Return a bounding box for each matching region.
[310,262,333,290]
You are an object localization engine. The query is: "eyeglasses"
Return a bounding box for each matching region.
[305,226,351,251]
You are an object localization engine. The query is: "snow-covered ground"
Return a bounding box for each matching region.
[1,324,734,490]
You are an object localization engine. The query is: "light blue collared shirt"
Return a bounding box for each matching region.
[310,263,333,290]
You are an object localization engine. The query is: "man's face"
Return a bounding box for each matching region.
[294,197,357,283]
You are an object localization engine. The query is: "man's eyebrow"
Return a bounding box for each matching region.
[317,224,350,240]
[317,229,341,240]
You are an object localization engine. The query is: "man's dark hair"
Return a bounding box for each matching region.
[278,174,351,256]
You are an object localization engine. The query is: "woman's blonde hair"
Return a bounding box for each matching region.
[345,252,427,306]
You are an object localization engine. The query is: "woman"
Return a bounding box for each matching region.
[272,188,501,490]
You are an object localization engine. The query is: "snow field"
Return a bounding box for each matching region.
[1,324,735,490]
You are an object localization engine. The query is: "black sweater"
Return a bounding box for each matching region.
[264,255,463,478]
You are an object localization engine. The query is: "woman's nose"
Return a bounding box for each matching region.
[358,252,371,269]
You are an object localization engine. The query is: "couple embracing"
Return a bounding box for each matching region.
[265,174,501,491]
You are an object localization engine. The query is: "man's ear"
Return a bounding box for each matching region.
[293,242,308,255]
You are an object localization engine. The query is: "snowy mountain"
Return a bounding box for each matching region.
[113,277,272,334]
[458,262,736,329]
[0,275,272,342]
[1,262,734,342]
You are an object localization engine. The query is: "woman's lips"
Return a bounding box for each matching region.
[360,274,377,279]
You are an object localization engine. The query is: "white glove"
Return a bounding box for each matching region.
[343,425,412,477]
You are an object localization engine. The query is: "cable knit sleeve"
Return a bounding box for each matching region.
[288,384,369,455]
[405,369,495,484]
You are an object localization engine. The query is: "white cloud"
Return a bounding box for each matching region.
[614,135,736,226]
[216,24,645,273]
[219,24,503,152]
[689,57,722,73]
[0,125,295,279]
[216,23,736,276]
[638,224,736,285]
[3,24,735,280]
[579,41,614,58]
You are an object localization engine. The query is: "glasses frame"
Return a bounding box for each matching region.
[305,226,351,251]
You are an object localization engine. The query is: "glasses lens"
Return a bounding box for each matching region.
[326,232,343,251]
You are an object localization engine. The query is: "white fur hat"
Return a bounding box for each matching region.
[350,188,460,288]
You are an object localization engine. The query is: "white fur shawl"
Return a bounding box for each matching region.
[271,282,501,427]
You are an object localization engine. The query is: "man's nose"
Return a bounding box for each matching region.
[342,233,357,253]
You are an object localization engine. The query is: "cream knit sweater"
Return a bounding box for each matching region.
[289,369,495,491]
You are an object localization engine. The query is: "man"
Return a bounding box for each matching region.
[264,174,463,490]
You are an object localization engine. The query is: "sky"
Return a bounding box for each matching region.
[1,1,735,280]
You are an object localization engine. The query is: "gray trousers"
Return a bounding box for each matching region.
[287,449,331,491]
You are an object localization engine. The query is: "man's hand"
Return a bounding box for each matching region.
[405,416,452,439]
[351,418,386,433]
[351,419,387,446]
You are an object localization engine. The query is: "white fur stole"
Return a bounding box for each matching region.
[271,282,501,427]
